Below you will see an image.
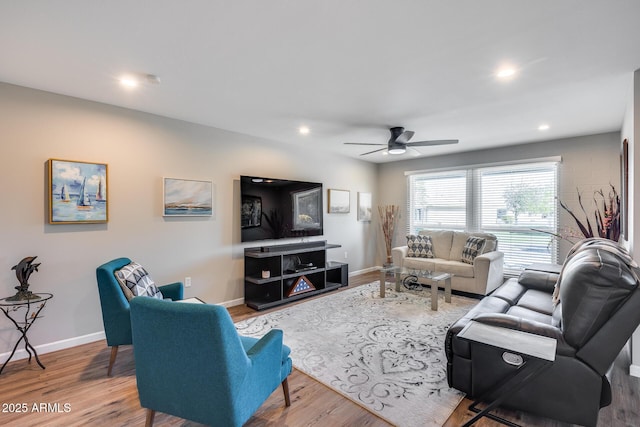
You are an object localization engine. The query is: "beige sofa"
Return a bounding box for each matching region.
[391,230,504,295]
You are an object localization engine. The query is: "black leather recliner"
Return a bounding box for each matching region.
[445,238,640,426]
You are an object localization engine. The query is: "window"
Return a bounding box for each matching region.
[407,160,559,274]
[408,171,467,232]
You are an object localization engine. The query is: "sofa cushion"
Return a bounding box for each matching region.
[461,236,486,264]
[517,289,555,315]
[406,234,434,258]
[518,269,559,293]
[506,305,554,325]
[450,231,497,260]
[490,278,527,305]
[418,230,453,259]
[404,256,437,271]
[434,260,475,278]
[115,261,164,300]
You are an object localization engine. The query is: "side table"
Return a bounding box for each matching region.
[457,320,557,427]
[378,265,452,310]
[0,292,53,374]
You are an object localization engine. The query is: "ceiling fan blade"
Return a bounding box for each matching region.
[407,139,459,147]
[344,142,386,146]
[360,147,388,156]
[395,130,414,144]
[407,146,422,157]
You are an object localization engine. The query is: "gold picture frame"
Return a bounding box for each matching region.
[48,159,108,224]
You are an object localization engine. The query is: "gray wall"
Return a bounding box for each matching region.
[377,132,621,263]
[0,83,377,355]
[0,80,627,363]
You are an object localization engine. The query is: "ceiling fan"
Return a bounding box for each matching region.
[344,127,458,156]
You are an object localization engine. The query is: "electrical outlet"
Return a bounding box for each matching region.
[344,251,348,259]
[185,277,192,287]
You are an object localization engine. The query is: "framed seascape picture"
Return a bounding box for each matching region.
[163,178,213,217]
[357,192,372,221]
[48,159,108,224]
[328,189,350,213]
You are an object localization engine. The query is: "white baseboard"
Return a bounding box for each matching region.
[350,266,379,276]
[630,364,640,378]
[0,331,106,363]
[219,297,244,308]
[1,269,381,361]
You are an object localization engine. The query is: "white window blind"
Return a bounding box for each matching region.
[406,160,559,274]
[475,162,558,272]
[408,170,467,233]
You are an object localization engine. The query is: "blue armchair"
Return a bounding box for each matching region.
[130,297,292,427]
[96,257,184,376]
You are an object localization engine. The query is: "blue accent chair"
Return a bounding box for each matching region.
[130,297,292,427]
[96,257,184,375]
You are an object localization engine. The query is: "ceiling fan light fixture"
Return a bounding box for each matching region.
[388,146,406,155]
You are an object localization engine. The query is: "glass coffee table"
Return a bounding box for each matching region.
[379,266,452,311]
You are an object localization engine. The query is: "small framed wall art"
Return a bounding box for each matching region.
[241,195,262,228]
[48,159,108,224]
[328,189,350,213]
[163,177,213,217]
[357,192,372,221]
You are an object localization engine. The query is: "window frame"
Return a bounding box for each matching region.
[405,158,560,274]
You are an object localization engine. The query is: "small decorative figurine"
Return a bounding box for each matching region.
[7,256,41,301]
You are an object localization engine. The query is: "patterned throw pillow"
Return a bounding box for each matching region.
[114,262,163,301]
[461,237,486,264]
[406,234,434,258]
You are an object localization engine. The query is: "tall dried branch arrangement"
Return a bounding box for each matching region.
[378,205,400,264]
[535,184,621,244]
[559,184,621,242]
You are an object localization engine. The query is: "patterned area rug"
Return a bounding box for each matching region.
[235,281,477,427]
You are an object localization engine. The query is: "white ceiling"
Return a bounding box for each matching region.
[1,1,639,163]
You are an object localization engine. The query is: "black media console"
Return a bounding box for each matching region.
[244,240,348,310]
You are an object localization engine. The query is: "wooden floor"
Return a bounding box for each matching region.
[1,271,639,426]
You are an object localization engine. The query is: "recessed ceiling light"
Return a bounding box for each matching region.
[538,124,550,131]
[119,73,160,88]
[119,77,138,88]
[496,66,517,80]
[298,126,310,135]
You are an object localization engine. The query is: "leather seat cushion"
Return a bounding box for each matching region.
[517,289,555,315]
[490,278,526,305]
[506,305,554,325]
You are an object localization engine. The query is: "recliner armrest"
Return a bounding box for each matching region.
[158,282,184,301]
[472,313,575,357]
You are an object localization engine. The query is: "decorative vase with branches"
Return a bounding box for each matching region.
[535,184,621,244]
[378,205,400,266]
[560,184,620,242]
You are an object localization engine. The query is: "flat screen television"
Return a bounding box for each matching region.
[240,175,323,242]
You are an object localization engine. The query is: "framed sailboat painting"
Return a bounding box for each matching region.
[48,159,108,224]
